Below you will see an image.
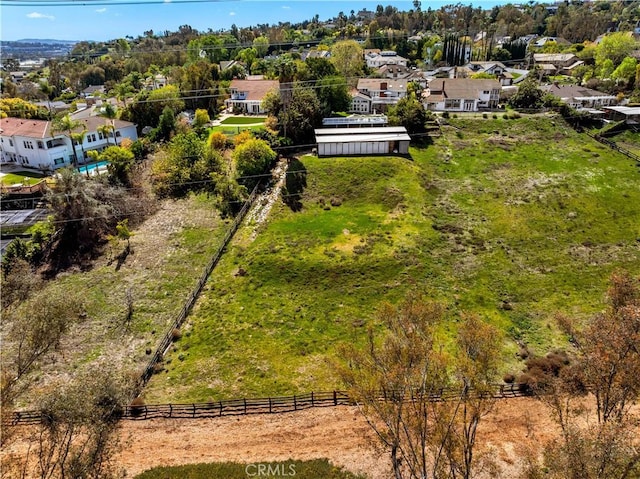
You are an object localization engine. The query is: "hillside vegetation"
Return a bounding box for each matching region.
[143,116,640,403]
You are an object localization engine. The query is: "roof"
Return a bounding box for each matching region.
[533,53,577,62]
[82,84,105,94]
[315,126,408,136]
[0,117,50,138]
[229,79,279,101]
[426,78,501,100]
[315,131,412,144]
[541,84,616,99]
[74,117,135,133]
[357,78,407,93]
[603,106,640,115]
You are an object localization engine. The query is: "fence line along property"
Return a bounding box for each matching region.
[135,182,261,395]
[6,384,533,426]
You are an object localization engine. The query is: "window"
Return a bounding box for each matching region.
[483,90,490,94]
[9,139,13,147]
[115,131,121,137]
[38,141,44,149]
[54,157,65,165]
[444,99,461,109]
[91,134,97,142]
[23,140,34,149]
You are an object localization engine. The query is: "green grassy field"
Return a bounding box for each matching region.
[134,459,365,479]
[220,116,267,125]
[610,129,640,155]
[143,115,640,403]
[210,125,266,136]
[0,172,44,186]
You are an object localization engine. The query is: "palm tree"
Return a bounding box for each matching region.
[51,114,82,167]
[99,103,118,145]
[97,124,115,147]
[70,130,88,176]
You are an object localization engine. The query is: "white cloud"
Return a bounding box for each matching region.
[26,12,55,20]
[229,11,236,16]
[96,8,107,13]
[282,5,291,9]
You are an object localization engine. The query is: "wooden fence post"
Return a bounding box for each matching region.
[192,404,196,418]
[244,398,247,414]
[269,397,272,413]
[333,391,337,406]
[311,392,314,407]
[293,395,297,411]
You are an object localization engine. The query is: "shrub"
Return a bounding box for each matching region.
[503,373,516,384]
[207,131,227,150]
[129,397,146,417]
[492,114,498,119]
[171,328,182,341]
[503,113,509,119]
[482,113,488,119]
[442,111,450,119]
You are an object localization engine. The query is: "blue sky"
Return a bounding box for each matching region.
[1,0,506,42]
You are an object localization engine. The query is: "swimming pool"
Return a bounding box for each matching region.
[77,161,109,174]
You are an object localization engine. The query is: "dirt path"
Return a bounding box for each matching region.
[113,398,558,478]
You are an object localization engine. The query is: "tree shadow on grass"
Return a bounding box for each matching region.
[282,157,307,212]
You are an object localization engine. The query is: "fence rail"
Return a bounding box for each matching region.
[5,384,534,426]
[585,131,640,163]
[134,183,261,396]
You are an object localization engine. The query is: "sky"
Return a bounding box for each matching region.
[0,0,508,43]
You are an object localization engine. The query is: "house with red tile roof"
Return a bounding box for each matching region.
[0,116,137,171]
[224,79,279,115]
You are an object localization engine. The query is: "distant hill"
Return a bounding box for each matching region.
[14,39,78,44]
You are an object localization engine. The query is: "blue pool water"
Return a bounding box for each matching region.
[77,161,109,174]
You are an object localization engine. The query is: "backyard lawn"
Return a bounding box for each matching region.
[0,171,45,186]
[143,115,640,403]
[220,116,266,125]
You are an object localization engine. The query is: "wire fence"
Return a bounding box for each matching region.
[132,182,261,397]
[5,383,534,426]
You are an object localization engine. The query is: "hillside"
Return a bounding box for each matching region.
[143,115,640,403]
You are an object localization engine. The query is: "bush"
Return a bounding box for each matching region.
[442,111,450,119]
[482,113,488,119]
[492,114,498,119]
[503,373,516,384]
[129,397,146,417]
[503,113,509,119]
[171,328,182,341]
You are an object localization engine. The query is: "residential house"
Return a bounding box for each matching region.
[224,79,279,115]
[540,84,617,110]
[0,116,137,171]
[351,79,408,114]
[462,61,514,86]
[9,71,27,83]
[143,74,168,90]
[301,50,331,61]
[376,64,410,79]
[533,53,583,74]
[422,78,501,111]
[531,36,570,48]
[365,51,409,69]
[81,84,106,98]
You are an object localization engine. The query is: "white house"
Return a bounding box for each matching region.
[540,84,617,110]
[224,79,279,114]
[423,78,501,111]
[0,116,138,171]
[365,51,409,69]
[351,79,408,114]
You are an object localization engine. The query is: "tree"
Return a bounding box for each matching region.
[316,75,352,116]
[102,146,135,187]
[388,97,428,135]
[98,123,115,147]
[331,40,365,80]
[0,98,48,120]
[525,272,640,479]
[595,32,637,73]
[192,108,210,130]
[51,115,82,167]
[253,36,270,57]
[508,75,544,109]
[25,363,133,479]
[70,130,88,165]
[611,57,638,86]
[232,138,277,188]
[337,297,502,479]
